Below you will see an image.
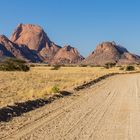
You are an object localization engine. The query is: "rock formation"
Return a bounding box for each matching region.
[52,45,84,64]
[0,35,41,62]
[10,24,61,62]
[83,42,140,66]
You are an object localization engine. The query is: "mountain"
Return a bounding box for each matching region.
[51,45,84,64]
[10,23,84,64]
[0,35,41,62]
[10,24,61,62]
[83,42,140,66]
[0,23,84,64]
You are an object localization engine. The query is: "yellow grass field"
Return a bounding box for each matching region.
[0,66,139,108]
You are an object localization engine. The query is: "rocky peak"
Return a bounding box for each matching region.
[10,24,61,62]
[83,41,140,66]
[0,35,8,40]
[10,23,52,51]
[0,35,17,50]
[0,35,14,57]
[63,45,79,53]
[51,45,84,64]
[0,34,41,62]
[95,42,128,54]
[0,35,12,44]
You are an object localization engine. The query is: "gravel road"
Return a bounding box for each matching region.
[1,74,140,140]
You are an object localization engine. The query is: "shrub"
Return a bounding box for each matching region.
[0,58,30,72]
[51,65,61,70]
[89,65,96,67]
[79,64,88,67]
[29,64,36,67]
[51,85,60,93]
[104,62,116,69]
[119,66,124,70]
[125,65,135,71]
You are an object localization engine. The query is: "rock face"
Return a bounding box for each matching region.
[52,45,84,64]
[83,42,140,66]
[0,35,41,62]
[10,24,61,62]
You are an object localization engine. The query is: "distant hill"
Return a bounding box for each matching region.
[83,42,140,66]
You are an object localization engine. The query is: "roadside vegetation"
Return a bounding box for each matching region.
[125,65,135,71]
[50,65,61,70]
[119,65,135,71]
[104,62,116,69]
[0,58,30,72]
[0,65,139,108]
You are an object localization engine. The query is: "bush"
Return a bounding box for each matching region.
[125,65,135,71]
[29,64,36,67]
[104,62,116,69]
[0,58,30,72]
[51,65,61,70]
[51,85,60,93]
[119,66,125,70]
[79,64,88,67]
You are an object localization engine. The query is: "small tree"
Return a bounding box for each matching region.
[125,65,135,71]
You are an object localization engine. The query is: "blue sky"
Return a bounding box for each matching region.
[0,0,140,57]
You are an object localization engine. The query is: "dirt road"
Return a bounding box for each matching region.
[1,74,140,140]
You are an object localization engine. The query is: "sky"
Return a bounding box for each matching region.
[0,0,140,57]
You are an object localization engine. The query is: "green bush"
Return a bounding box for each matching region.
[51,85,60,93]
[0,58,30,72]
[51,65,61,70]
[125,65,135,71]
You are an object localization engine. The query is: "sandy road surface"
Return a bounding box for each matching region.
[1,74,140,140]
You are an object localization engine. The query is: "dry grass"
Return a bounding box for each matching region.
[0,66,139,107]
